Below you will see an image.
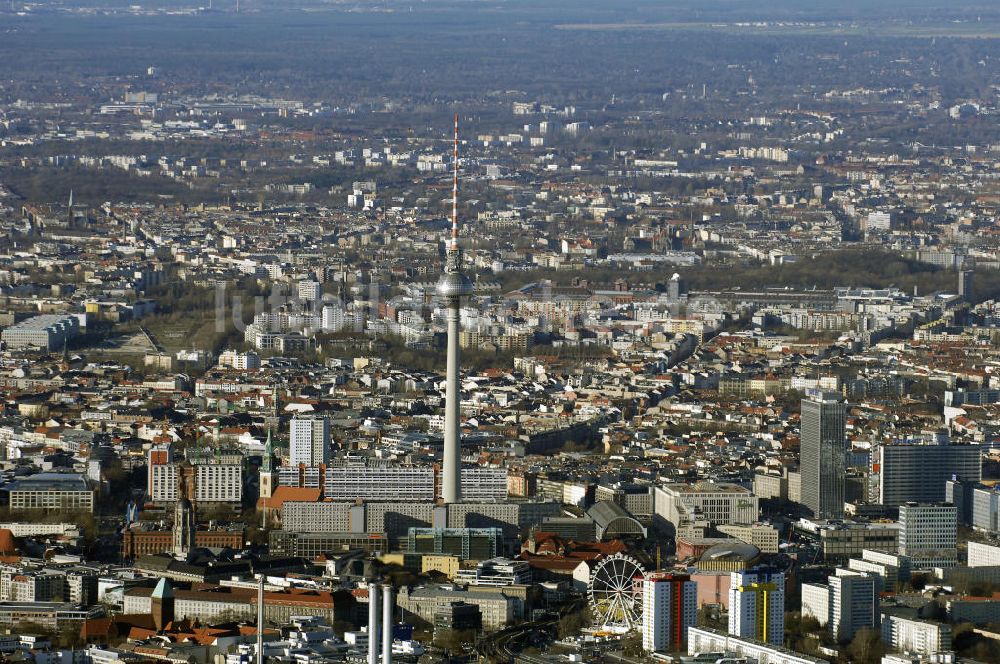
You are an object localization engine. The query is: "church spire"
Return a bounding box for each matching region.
[173,468,196,559]
[259,428,277,502]
[262,429,274,473]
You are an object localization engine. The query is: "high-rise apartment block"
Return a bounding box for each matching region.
[881,613,952,657]
[846,550,911,592]
[729,567,785,645]
[148,445,173,496]
[290,415,331,467]
[972,485,1000,533]
[298,280,321,306]
[276,462,508,502]
[147,444,241,505]
[641,572,697,653]
[803,571,879,643]
[967,541,1000,567]
[945,477,979,526]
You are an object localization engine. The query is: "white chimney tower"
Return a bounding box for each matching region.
[381,584,394,664]
[367,583,380,664]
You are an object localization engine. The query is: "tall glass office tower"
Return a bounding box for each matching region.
[801,392,847,519]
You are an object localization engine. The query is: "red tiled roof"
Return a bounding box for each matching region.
[258,486,322,509]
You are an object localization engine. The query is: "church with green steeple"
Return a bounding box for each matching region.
[260,429,276,501]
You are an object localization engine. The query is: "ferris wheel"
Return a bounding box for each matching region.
[587,553,646,631]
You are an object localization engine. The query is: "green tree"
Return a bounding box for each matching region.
[843,628,886,664]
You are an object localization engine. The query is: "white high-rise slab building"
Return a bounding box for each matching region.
[729,568,785,646]
[289,415,330,467]
[831,572,879,642]
[641,572,696,653]
[802,571,879,642]
[148,463,242,505]
[968,541,1000,567]
[972,485,1000,533]
[880,613,952,657]
[298,280,321,306]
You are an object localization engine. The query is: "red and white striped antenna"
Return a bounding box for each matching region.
[451,113,460,251]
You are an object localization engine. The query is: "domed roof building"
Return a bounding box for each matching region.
[696,542,761,572]
[586,501,646,541]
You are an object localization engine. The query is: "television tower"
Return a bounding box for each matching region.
[437,114,473,504]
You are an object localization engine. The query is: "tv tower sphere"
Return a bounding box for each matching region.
[437,270,474,299]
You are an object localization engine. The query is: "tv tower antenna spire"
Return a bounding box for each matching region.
[451,113,459,252]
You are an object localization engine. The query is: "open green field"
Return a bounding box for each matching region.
[141,314,228,354]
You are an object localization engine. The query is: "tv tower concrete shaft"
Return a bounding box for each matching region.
[443,300,462,503]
